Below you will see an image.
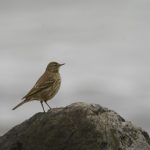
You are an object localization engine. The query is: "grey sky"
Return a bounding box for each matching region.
[0,0,150,135]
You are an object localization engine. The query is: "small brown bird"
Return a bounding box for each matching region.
[12,62,64,112]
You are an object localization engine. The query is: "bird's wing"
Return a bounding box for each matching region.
[22,73,55,99]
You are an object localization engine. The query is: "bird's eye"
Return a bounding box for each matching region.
[52,63,57,66]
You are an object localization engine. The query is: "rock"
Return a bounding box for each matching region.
[0,102,150,150]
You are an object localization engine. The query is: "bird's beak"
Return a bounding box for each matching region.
[59,63,65,66]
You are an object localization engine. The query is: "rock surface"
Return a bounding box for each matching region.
[0,102,150,150]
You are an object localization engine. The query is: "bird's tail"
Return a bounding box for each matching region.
[12,100,27,110]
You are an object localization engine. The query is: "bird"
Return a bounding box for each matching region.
[12,62,65,112]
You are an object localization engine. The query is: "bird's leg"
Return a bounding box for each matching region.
[40,101,45,112]
[44,101,51,110]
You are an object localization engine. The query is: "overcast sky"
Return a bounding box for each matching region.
[1,0,150,136]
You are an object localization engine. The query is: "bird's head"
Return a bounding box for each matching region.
[46,62,65,72]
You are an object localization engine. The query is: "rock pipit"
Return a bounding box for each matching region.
[12,62,64,112]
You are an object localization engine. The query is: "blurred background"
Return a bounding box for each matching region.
[1,0,150,136]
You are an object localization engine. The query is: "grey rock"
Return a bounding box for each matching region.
[0,102,150,150]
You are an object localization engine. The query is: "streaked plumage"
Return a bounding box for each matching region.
[12,62,64,112]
